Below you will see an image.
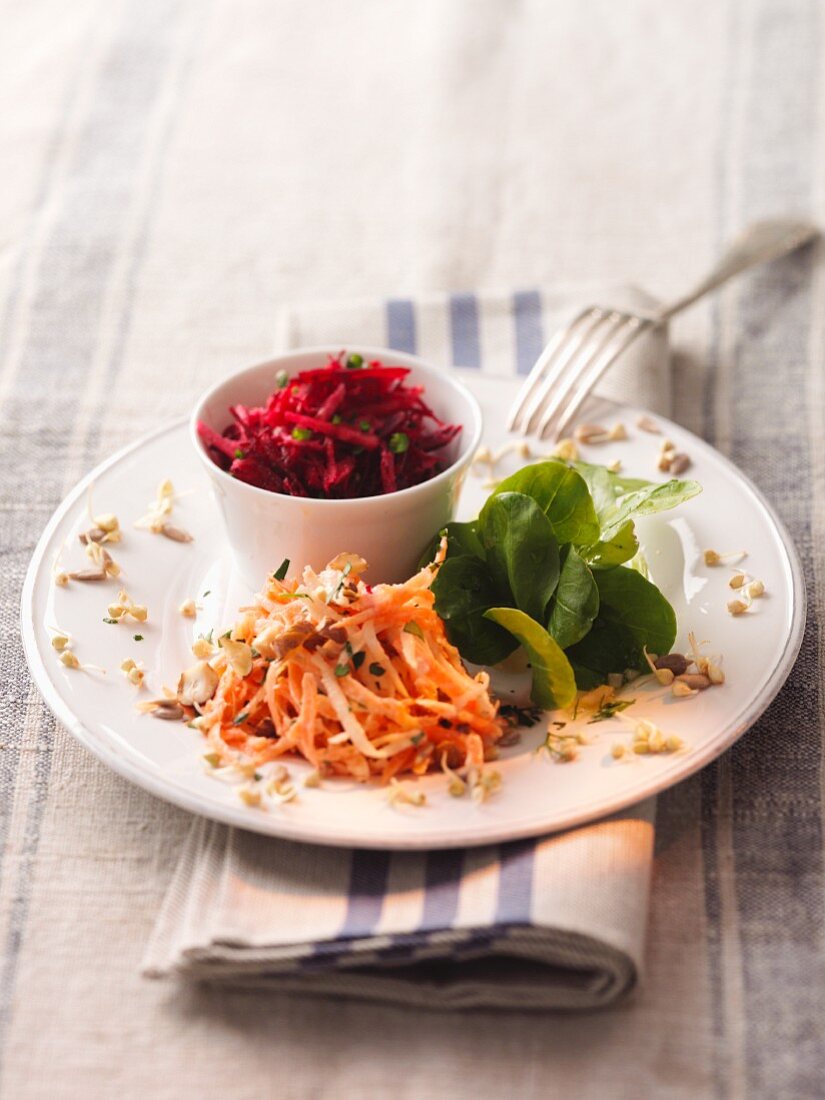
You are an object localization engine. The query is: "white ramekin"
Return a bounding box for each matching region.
[190,346,483,587]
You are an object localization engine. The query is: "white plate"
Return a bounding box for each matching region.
[22,372,805,849]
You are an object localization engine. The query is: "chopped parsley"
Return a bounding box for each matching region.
[328,561,353,603]
[403,621,424,639]
[389,432,410,454]
[273,558,290,582]
[587,699,637,724]
[351,651,366,670]
[133,634,144,642]
[102,617,118,625]
[369,662,386,677]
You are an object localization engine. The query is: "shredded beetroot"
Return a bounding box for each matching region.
[198,353,462,498]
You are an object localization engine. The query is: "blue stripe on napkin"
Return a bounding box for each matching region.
[339,849,393,937]
[513,290,544,375]
[449,292,481,368]
[386,298,417,353]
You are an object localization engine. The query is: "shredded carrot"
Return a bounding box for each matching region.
[196,552,505,781]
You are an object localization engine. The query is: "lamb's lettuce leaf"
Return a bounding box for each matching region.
[484,607,577,710]
[488,461,600,546]
[477,492,560,621]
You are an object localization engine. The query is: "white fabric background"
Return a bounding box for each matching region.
[2,1,822,1097]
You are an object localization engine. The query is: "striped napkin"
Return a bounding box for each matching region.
[144,286,670,1010]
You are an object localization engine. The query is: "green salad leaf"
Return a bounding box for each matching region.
[546,546,599,649]
[574,461,701,569]
[477,492,560,621]
[489,461,600,545]
[427,457,699,708]
[484,607,577,710]
[567,566,677,687]
[419,519,483,567]
[430,555,517,666]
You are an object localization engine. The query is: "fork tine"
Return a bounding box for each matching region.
[521,311,628,436]
[538,316,650,440]
[507,307,605,432]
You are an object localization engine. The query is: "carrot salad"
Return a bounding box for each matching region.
[187,549,505,783]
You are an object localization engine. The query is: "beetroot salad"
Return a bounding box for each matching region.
[197,353,462,499]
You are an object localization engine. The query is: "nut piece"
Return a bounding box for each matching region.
[67,569,108,582]
[637,416,661,434]
[108,589,148,623]
[668,453,692,475]
[707,662,725,685]
[672,681,696,698]
[654,653,689,677]
[574,423,610,444]
[676,673,712,691]
[192,637,215,659]
[238,784,262,807]
[177,661,219,706]
[151,700,184,720]
[160,523,193,543]
[552,438,579,462]
[219,638,254,678]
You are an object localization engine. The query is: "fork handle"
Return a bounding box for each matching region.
[657,218,819,321]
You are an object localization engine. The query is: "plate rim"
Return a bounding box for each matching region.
[21,401,807,849]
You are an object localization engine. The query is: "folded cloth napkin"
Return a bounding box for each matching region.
[144,285,671,1011]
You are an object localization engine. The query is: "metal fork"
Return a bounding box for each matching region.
[507,218,819,441]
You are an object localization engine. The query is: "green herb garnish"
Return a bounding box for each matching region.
[369,662,386,677]
[234,449,245,460]
[334,664,349,677]
[346,353,364,369]
[273,558,290,582]
[275,369,289,388]
[389,432,409,454]
[102,617,118,625]
[327,561,352,604]
[359,420,371,432]
[202,590,211,598]
[403,622,424,639]
[133,634,144,642]
[587,699,637,724]
[292,427,312,441]
[352,651,366,670]
[233,712,249,725]
[331,414,342,424]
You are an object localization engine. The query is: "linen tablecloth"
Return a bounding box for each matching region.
[2,0,824,1096]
